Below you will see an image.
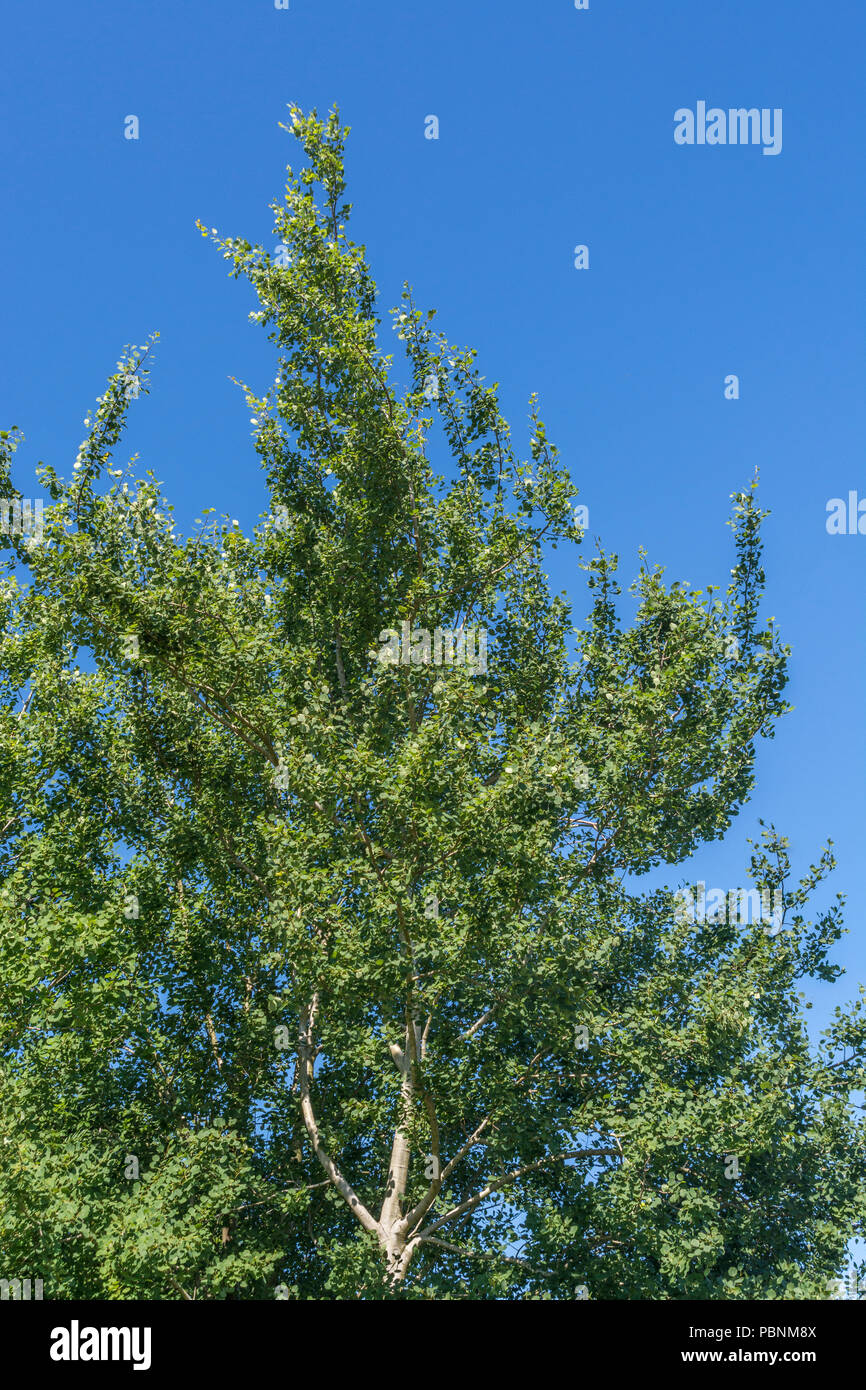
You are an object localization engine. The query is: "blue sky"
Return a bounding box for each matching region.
[1,0,864,1047]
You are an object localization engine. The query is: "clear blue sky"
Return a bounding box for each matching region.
[1,0,864,1042]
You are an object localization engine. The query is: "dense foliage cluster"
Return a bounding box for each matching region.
[1,109,863,1299]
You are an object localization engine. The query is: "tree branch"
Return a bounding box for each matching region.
[296,999,380,1236]
[415,1147,619,1241]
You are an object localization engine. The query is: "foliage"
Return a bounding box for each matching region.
[0,108,863,1300]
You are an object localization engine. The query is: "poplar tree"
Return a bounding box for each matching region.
[1,108,863,1300]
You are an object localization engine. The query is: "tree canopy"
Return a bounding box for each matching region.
[1,107,863,1300]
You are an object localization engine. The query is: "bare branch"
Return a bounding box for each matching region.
[412,1235,552,1277]
[415,1147,620,1241]
[297,999,380,1237]
[204,1014,224,1073]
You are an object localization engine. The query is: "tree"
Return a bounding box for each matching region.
[1,106,863,1301]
